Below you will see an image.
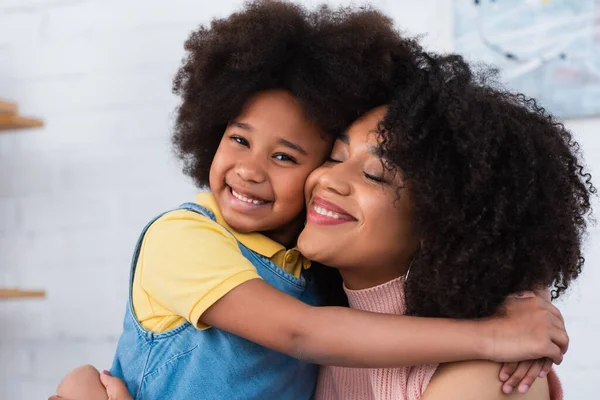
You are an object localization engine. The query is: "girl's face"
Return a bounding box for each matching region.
[210,89,332,246]
[297,106,421,289]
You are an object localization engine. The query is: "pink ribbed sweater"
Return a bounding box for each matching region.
[314,276,563,400]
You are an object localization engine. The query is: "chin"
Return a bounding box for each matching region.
[221,213,257,233]
[297,233,330,264]
[230,224,256,234]
[297,234,314,258]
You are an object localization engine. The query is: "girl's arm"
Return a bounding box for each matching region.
[201,279,567,368]
[141,212,567,368]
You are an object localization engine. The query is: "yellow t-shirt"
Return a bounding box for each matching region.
[132,192,310,332]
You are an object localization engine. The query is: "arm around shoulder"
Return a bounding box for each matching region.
[202,278,493,367]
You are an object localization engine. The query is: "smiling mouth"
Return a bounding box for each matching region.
[228,186,270,205]
[307,197,357,225]
[313,205,345,220]
[311,203,355,221]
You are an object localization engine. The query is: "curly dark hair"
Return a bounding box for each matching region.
[172,0,423,307]
[379,53,595,319]
[172,0,420,188]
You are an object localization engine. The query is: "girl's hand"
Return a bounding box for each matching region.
[486,294,568,364]
[499,358,552,394]
[99,371,133,400]
[495,290,560,394]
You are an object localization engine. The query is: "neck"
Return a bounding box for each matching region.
[339,258,411,290]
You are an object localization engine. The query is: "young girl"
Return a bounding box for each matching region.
[53,2,568,399]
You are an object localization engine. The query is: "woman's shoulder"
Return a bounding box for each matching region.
[421,360,550,400]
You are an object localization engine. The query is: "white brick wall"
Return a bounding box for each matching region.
[0,1,597,398]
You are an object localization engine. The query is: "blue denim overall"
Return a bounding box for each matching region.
[110,202,320,399]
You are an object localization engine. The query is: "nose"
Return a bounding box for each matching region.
[235,157,267,184]
[318,164,351,196]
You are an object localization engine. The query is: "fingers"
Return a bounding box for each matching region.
[529,295,560,319]
[543,343,563,365]
[517,359,545,394]
[545,301,565,325]
[540,358,553,378]
[99,371,133,400]
[540,300,568,358]
[551,327,569,357]
[499,362,518,382]
[502,361,533,394]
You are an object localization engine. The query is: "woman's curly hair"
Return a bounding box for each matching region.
[172,0,420,188]
[380,53,596,318]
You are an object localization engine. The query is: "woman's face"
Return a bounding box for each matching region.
[297,106,421,289]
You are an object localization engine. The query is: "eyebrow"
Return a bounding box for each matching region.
[229,121,253,131]
[230,122,306,154]
[369,146,385,157]
[278,138,307,155]
[338,130,384,157]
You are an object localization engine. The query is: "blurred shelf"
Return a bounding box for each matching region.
[0,100,46,299]
[0,114,44,131]
[0,98,44,131]
[0,100,18,115]
[0,288,46,299]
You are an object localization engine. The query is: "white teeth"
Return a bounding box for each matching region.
[313,205,341,219]
[231,189,266,205]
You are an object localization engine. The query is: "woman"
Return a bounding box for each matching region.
[63,51,592,400]
[300,53,590,399]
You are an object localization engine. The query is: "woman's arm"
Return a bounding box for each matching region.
[422,360,551,400]
[201,279,568,368]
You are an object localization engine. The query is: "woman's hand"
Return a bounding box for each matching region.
[48,368,132,400]
[99,371,133,400]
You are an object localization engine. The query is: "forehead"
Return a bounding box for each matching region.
[236,89,325,144]
[341,105,388,145]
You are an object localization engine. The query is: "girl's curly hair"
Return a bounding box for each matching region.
[172,0,422,306]
[380,53,595,318]
[173,0,420,188]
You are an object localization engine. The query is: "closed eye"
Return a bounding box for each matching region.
[326,157,342,164]
[364,172,386,183]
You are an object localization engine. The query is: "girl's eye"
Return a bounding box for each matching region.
[274,153,297,163]
[231,136,249,147]
[364,172,386,183]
